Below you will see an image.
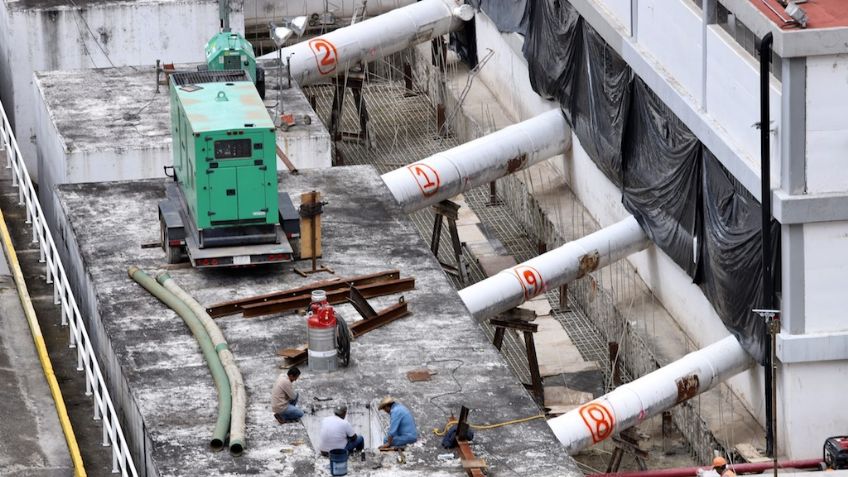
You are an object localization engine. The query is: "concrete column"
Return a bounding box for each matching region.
[701,0,717,111]
[779,57,806,335]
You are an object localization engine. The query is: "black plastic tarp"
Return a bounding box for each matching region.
[469,0,529,34]
[474,0,778,363]
[699,151,778,363]
[570,23,632,185]
[621,79,701,277]
[522,0,582,105]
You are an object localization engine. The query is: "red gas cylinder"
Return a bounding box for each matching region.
[307,291,337,373]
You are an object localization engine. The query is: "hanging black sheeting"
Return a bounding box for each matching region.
[474,0,778,361]
[570,23,632,185]
[450,17,479,69]
[621,79,701,277]
[522,0,582,106]
[469,0,529,34]
[699,151,779,363]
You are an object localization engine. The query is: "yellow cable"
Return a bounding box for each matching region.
[432,414,546,436]
[0,208,87,477]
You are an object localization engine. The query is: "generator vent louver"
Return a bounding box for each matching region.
[171,70,250,86]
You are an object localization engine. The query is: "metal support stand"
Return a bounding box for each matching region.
[487,181,502,206]
[490,317,544,407]
[329,69,370,145]
[608,341,622,387]
[430,200,468,284]
[754,308,781,476]
[558,284,570,311]
[454,406,486,477]
[606,428,649,472]
[295,190,334,277]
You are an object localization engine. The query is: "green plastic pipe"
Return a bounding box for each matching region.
[128,266,231,451]
[156,272,247,456]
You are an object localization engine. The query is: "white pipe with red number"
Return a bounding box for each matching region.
[458,215,650,320]
[381,109,568,214]
[272,0,472,85]
[549,335,753,454]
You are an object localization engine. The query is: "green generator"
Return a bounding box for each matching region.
[203,32,265,99]
[158,70,297,268]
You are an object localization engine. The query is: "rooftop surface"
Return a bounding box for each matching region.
[35,64,327,159]
[0,239,74,476]
[35,66,172,154]
[55,166,579,476]
[751,0,848,29]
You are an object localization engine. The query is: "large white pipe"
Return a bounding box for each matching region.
[549,335,753,454]
[270,0,472,85]
[459,215,651,319]
[381,109,569,214]
[245,0,417,28]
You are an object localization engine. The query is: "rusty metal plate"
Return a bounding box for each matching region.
[406,369,434,382]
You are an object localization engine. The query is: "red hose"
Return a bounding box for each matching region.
[587,459,822,477]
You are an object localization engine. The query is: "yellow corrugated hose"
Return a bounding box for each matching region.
[0,208,86,476]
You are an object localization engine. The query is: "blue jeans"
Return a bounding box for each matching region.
[384,434,416,447]
[275,394,303,422]
[345,435,365,453]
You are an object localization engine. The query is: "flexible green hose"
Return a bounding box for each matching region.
[128,266,231,451]
[157,272,246,456]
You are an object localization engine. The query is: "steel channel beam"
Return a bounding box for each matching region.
[349,301,409,338]
[206,269,401,317]
[241,278,415,317]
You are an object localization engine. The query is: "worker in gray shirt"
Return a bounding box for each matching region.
[272,367,303,423]
[318,406,365,456]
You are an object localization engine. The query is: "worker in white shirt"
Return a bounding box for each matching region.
[318,406,365,457]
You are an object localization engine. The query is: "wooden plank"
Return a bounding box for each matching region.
[300,191,322,259]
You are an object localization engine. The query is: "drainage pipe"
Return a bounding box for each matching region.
[758,31,776,458]
[586,459,823,477]
[381,109,569,213]
[157,272,246,456]
[458,215,650,319]
[128,266,231,452]
[548,335,753,454]
[269,0,472,85]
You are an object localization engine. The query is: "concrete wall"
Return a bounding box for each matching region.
[705,26,781,182]
[0,0,233,177]
[805,54,848,194]
[802,221,848,334]
[243,0,414,28]
[637,0,703,103]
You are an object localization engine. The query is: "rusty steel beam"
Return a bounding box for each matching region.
[206,270,403,317]
[456,440,486,477]
[242,278,414,318]
[349,300,409,338]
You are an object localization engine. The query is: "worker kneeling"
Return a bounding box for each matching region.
[377,396,417,449]
[319,406,365,457]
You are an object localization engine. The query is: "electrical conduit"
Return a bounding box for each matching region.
[382,109,569,213]
[128,266,231,451]
[156,272,247,456]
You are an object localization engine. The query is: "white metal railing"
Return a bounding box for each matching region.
[1,101,139,476]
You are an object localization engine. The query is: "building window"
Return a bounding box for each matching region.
[716,2,782,80]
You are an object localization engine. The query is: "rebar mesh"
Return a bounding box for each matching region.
[303,54,720,462]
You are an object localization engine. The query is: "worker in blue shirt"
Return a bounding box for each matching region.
[377,396,417,449]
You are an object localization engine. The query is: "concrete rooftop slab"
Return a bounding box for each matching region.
[0,239,74,476]
[35,66,171,154]
[6,0,211,12]
[55,165,579,476]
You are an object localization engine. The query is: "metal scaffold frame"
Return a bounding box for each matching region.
[1,100,139,477]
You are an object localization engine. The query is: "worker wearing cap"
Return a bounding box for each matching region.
[272,367,303,423]
[318,406,365,456]
[377,396,417,449]
[713,456,736,477]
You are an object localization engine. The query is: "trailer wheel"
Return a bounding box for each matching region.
[160,214,182,264]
